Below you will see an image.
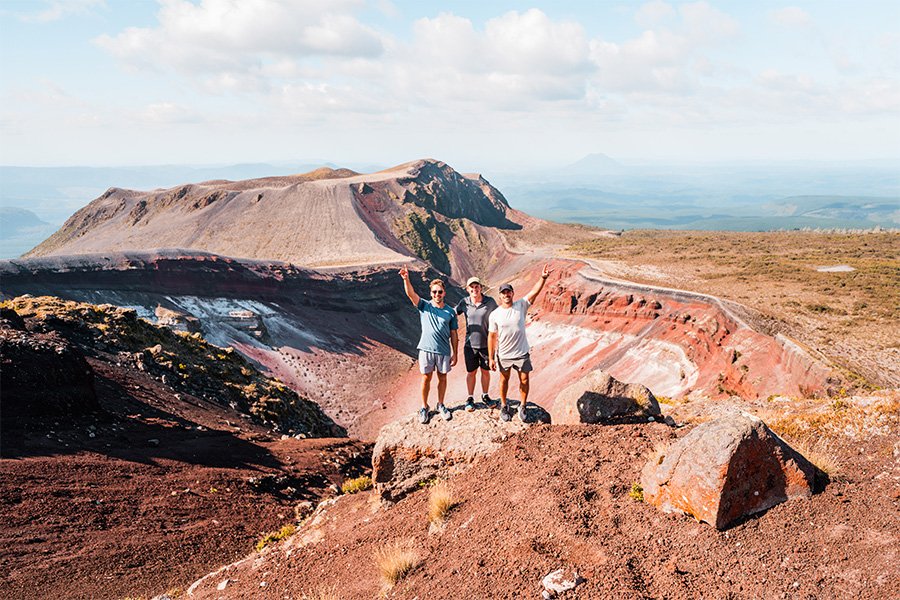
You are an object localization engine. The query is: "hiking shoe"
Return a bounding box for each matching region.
[481,393,497,408]
[518,403,527,422]
[499,404,511,422]
[418,407,430,425]
[438,403,452,421]
[465,397,475,412]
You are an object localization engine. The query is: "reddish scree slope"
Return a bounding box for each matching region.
[181,423,899,600]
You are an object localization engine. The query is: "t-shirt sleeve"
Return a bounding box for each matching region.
[488,312,498,332]
[417,298,426,312]
[455,299,465,315]
[450,313,459,330]
[521,298,531,310]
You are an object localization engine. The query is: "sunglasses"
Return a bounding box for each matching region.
[431,289,445,295]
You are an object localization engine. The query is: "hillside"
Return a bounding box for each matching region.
[23,159,572,281]
[0,297,369,600]
[181,412,899,600]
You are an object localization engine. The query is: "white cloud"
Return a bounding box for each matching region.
[768,7,812,28]
[589,3,738,94]
[95,0,384,90]
[18,0,104,23]
[393,10,592,110]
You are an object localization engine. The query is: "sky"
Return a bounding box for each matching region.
[1,0,899,171]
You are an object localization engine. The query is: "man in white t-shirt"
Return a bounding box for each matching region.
[487,264,552,422]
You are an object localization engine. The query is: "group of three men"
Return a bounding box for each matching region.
[398,264,552,425]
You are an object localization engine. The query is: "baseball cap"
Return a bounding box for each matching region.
[466,277,482,287]
[499,283,513,293]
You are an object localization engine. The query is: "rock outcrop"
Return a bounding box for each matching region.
[3,295,343,437]
[553,369,660,424]
[0,316,100,424]
[640,411,819,529]
[526,261,838,403]
[372,406,547,502]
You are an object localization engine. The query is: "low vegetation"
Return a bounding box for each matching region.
[2,295,339,436]
[256,524,296,552]
[628,482,644,502]
[767,392,898,442]
[300,586,340,600]
[341,475,373,494]
[373,540,419,587]
[427,480,455,525]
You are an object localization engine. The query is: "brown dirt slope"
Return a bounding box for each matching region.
[183,414,899,600]
[0,313,371,600]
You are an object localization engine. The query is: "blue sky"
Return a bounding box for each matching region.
[1,0,899,170]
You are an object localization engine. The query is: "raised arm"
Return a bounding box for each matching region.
[525,264,553,305]
[399,265,420,306]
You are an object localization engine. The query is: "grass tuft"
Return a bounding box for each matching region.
[341,475,373,494]
[374,540,419,587]
[300,586,340,600]
[628,482,644,502]
[255,523,296,552]
[791,438,842,477]
[427,480,455,525]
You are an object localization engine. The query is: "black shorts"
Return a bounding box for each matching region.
[464,346,491,372]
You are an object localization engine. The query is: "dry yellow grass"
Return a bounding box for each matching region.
[790,438,842,477]
[300,586,340,600]
[341,475,373,494]
[255,524,296,552]
[427,481,455,525]
[373,540,419,587]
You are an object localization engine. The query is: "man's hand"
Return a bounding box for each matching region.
[400,265,419,305]
[541,264,553,279]
[489,358,497,371]
[450,353,458,367]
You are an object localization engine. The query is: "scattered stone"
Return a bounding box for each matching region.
[148,438,160,448]
[294,501,316,521]
[641,411,819,529]
[216,578,231,590]
[542,567,584,596]
[554,369,661,424]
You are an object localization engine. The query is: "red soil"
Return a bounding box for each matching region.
[184,421,899,600]
[0,359,370,600]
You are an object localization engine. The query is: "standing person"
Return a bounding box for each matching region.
[455,276,498,412]
[488,264,553,422]
[399,265,459,425]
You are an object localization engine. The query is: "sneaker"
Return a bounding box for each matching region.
[418,407,430,425]
[438,403,452,421]
[499,404,511,422]
[518,403,527,422]
[465,397,475,412]
[481,393,496,408]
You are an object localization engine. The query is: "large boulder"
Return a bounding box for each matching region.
[554,370,661,424]
[372,405,548,502]
[641,411,819,529]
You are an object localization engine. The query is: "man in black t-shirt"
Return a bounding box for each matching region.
[455,276,498,412]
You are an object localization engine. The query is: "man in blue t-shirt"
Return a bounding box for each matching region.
[400,265,459,425]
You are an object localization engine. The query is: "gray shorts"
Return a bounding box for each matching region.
[418,350,451,374]
[497,353,533,373]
